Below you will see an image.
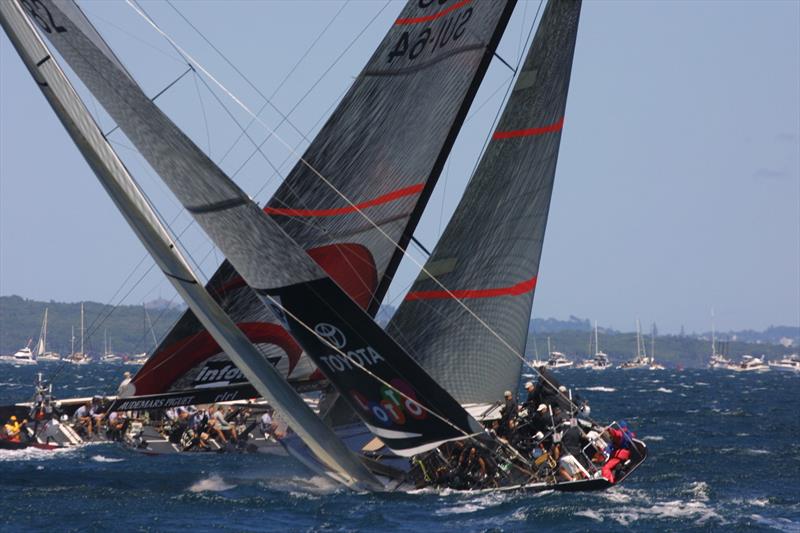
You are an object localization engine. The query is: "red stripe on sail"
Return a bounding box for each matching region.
[492,118,564,140]
[264,183,424,217]
[405,275,537,301]
[395,0,472,25]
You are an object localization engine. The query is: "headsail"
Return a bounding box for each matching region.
[129,0,518,395]
[29,0,486,457]
[388,0,582,403]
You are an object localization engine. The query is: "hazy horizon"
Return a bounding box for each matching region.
[1,0,798,334]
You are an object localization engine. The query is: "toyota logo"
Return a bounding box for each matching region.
[314,323,347,349]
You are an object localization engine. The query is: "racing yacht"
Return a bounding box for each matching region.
[1,0,648,493]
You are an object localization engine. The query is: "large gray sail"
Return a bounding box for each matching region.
[26,0,485,456]
[129,0,518,396]
[1,0,382,490]
[387,0,582,404]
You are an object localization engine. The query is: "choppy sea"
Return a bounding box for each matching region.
[1,363,798,532]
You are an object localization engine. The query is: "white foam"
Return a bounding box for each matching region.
[0,446,77,462]
[188,475,236,493]
[575,509,604,522]
[643,435,664,442]
[695,382,710,386]
[688,481,709,502]
[656,387,673,393]
[580,386,616,392]
[91,454,124,463]
[750,515,800,533]
[744,448,770,456]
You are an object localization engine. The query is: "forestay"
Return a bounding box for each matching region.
[388,0,582,404]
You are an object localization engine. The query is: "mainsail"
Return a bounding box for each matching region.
[128,0,517,395]
[388,0,582,404]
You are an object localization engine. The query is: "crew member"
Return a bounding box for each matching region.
[601,423,635,483]
[498,390,518,438]
[522,381,538,413]
[3,415,25,443]
[117,371,135,398]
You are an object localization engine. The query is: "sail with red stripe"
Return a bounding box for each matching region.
[388,0,582,404]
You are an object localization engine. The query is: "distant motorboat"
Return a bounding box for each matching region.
[124,353,148,366]
[768,354,800,372]
[0,341,37,365]
[727,355,769,372]
[546,351,574,369]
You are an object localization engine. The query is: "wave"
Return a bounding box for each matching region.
[643,435,665,442]
[91,454,124,463]
[580,386,616,392]
[188,475,236,493]
[656,387,673,393]
[0,446,77,462]
[750,514,800,533]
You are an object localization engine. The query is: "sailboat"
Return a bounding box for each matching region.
[618,320,651,369]
[708,313,732,369]
[100,329,122,363]
[576,321,611,370]
[36,308,62,361]
[648,326,665,370]
[1,0,647,491]
[67,303,90,364]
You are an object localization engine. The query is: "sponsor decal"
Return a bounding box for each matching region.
[350,378,427,427]
[314,322,347,349]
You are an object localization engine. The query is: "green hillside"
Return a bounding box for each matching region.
[1,295,794,367]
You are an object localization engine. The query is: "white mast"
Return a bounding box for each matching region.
[594,320,599,356]
[0,1,379,490]
[635,319,642,360]
[70,326,75,357]
[711,308,717,358]
[80,302,84,356]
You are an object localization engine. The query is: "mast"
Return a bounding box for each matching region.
[594,320,599,356]
[0,0,380,490]
[651,325,655,362]
[143,304,157,351]
[70,326,75,357]
[635,319,641,360]
[80,302,84,356]
[711,308,717,358]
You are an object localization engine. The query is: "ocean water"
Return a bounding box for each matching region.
[1,364,798,532]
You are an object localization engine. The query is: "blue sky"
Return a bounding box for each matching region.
[1,0,798,334]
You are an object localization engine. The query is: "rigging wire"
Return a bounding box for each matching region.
[125,0,582,413]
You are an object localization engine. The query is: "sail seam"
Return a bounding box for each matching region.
[363,44,485,77]
[405,275,537,301]
[395,0,472,25]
